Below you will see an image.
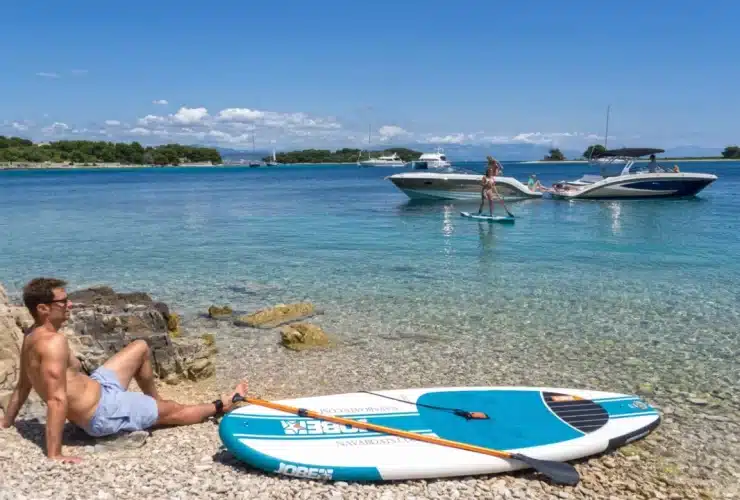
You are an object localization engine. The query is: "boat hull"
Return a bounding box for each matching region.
[551,173,718,200]
[388,173,541,201]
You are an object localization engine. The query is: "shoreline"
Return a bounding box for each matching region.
[2,157,737,172]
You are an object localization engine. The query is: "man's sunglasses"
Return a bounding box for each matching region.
[47,297,70,305]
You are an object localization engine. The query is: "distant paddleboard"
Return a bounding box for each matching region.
[460,211,515,223]
[219,386,660,482]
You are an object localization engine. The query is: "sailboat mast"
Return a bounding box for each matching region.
[604,105,611,149]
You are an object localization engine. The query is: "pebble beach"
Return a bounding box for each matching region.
[2,309,737,500]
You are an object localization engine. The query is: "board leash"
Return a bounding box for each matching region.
[359,390,489,420]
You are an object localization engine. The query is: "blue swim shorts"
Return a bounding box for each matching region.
[85,366,159,437]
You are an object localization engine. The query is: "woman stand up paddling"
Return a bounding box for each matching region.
[477,156,508,216]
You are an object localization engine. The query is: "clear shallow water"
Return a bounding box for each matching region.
[1,161,738,357]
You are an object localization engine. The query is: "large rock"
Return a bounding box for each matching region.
[0,284,35,415]
[279,322,332,350]
[62,286,215,385]
[234,302,318,329]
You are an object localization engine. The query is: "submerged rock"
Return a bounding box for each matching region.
[279,322,332,350]
[234,302,317,329]
[208,305,233,320]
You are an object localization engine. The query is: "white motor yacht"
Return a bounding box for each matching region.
[550,148,718,199]
[358,152,407,167]
[411,148,452,169]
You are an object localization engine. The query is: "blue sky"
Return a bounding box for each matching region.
[2,0,739,152]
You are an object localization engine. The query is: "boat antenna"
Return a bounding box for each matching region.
[604,104,611,149]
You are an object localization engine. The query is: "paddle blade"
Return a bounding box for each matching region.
[510,453,580,486]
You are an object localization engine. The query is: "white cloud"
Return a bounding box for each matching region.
[36,72,60,79]
[173,107,209,125]
[71,69,88,76]
[377,125,409,140]
[41,122,70,135]
[138,114,167,126]
[2,102,619,152]
[127,127,153,136]
[422,133,469,145]
[153,99,169,105]
[217,108,265,122]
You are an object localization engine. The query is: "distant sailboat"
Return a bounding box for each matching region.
[266,148,280,166]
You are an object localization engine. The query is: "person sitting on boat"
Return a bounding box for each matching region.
[486,155,503,175]
[528,174,548,192]
[646,154,665,173]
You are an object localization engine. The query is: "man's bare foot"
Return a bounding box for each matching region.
[50,455,83,464]
[221,380,249,412]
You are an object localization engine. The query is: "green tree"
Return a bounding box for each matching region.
[721,146,740,159]
[544,148,566,161]
[0,136,221,165]
[583,144,607,159]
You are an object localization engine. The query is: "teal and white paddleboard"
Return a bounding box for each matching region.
[460,211,515,223]
[219,386,660,481]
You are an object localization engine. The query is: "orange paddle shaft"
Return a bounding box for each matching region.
[241,396,516,461]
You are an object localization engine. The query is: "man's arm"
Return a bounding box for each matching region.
[1,336,32,428]
[38,335,71,459]
[1,347,33,428]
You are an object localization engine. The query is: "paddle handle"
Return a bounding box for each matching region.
[234,395,515,462]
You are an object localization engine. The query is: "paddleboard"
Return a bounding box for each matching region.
[460,211,515,223]
[219,386,660,481]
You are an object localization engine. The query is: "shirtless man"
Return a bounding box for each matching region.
[1,277,248,463]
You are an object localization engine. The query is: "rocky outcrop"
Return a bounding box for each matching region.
[62,286,215,385]
[0,284,35,415]
[234,302,318,329]
[280,322,332,350]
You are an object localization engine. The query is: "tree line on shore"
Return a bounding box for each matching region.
[544,144,740,161]
[0,136,222,165]
[264,147,422,164]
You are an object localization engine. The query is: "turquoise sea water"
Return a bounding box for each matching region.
[1,161,738,355]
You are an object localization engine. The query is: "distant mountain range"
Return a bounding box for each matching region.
[213,144,725,162]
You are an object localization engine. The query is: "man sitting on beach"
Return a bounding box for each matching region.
[1,277,248,463]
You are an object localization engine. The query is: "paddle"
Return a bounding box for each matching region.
[229,394,580,486]
[492,183,515,218]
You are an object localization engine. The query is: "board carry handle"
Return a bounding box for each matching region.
[229,394,580,486]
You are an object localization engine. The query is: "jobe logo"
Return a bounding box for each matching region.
[280,419,370,435]
[276,462,334,480]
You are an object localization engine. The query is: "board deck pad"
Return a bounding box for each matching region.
[219,386,660,482]
[460,211,515,223]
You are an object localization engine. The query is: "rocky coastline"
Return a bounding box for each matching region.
[1,281,738,499]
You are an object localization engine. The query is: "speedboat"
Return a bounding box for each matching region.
[358,152,407,167]
[411,148,452,169]
[386,169,542,201]
[549,148,718,199]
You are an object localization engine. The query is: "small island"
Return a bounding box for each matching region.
[533,144,740,163]
[264,147,422,164]
[0,136,222,168]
